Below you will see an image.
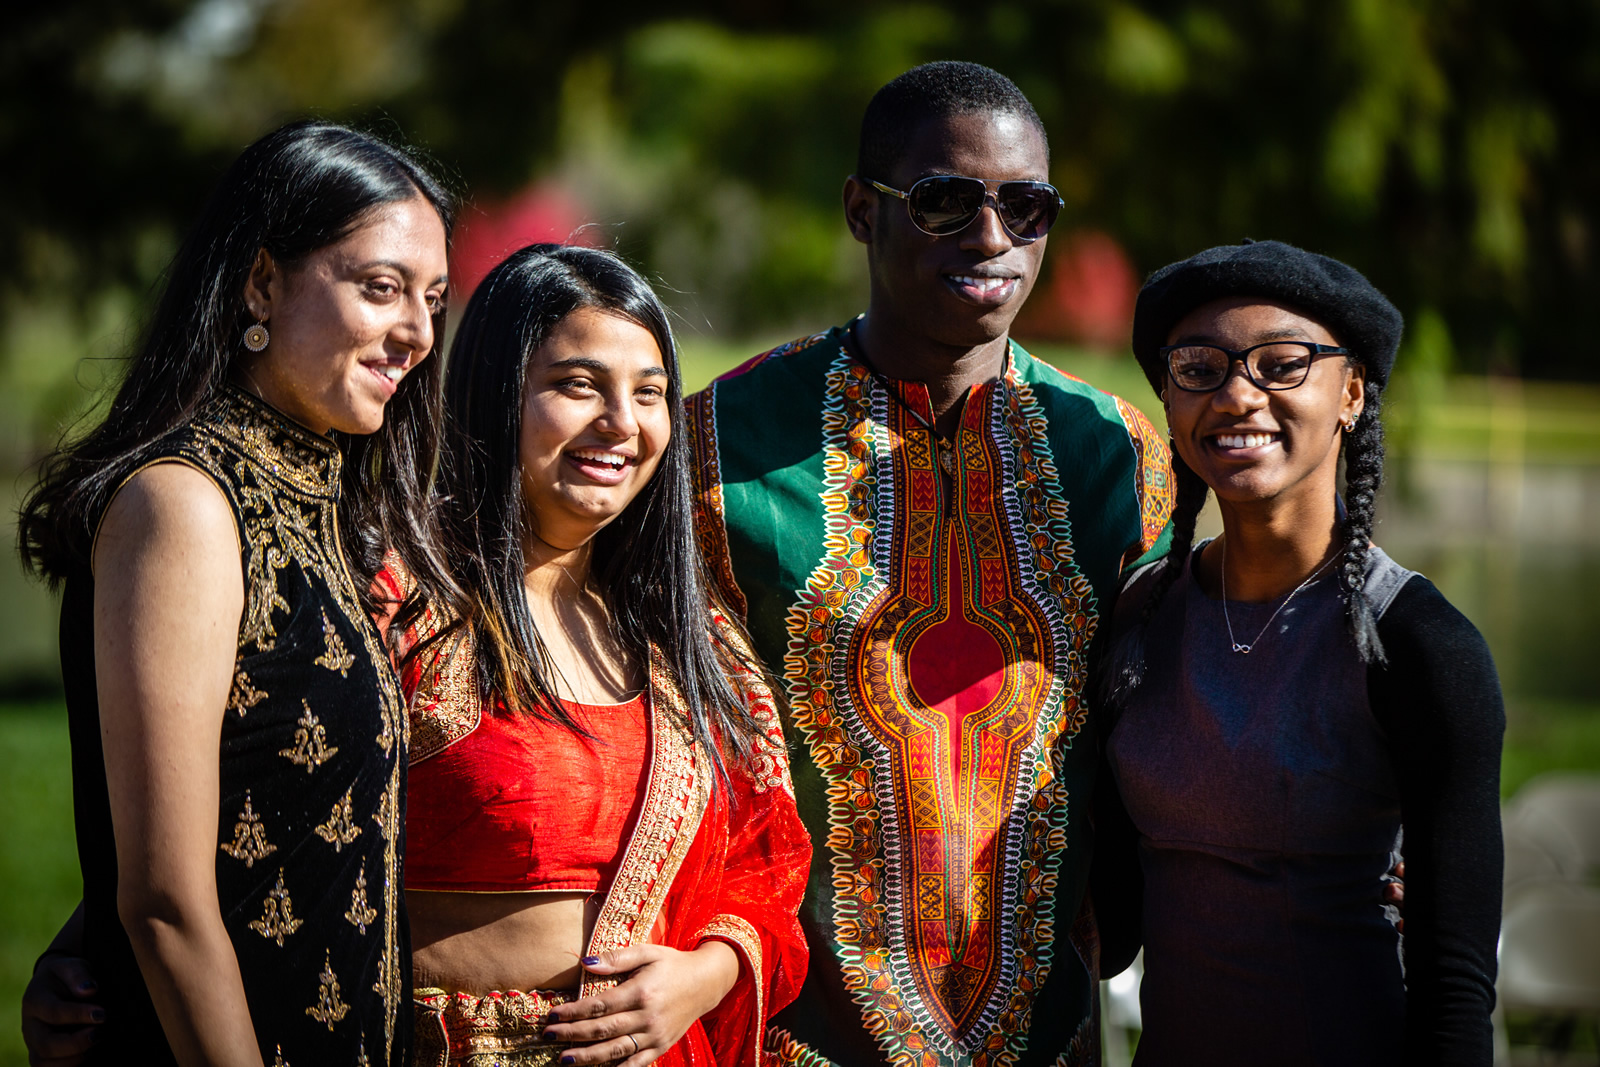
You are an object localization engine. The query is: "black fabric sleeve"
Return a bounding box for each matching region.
[1369,575,1505,1066]
[1090,758,1145,978]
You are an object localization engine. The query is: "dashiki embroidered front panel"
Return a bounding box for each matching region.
[688,325,1170,1067]
[174,387,410,1066]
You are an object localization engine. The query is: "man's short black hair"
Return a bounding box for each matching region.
[857,61,1047,181]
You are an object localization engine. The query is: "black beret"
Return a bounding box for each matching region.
[1131,239,1404,394]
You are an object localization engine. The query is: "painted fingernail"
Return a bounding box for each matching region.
[580,956,600,966]
[91,1008,106,1023]
[560,1058,576,1065]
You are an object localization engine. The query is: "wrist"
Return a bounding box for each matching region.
[691,940,741,1011]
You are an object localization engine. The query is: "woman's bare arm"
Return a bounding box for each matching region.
[94,463,262,1067]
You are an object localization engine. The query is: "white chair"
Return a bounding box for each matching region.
[1100,950,1143,1067]
[1497,880,1600,1054]
[1503,811,1568,907]
[1503,772,1600,880]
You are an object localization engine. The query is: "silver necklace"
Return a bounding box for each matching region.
[1219,540,1343,654]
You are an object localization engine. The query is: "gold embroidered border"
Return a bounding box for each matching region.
[695,913,765,1067]
[687,387,748,619]
[580,642,710,998]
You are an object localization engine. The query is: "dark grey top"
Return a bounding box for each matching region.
[1106,542,1418,1065]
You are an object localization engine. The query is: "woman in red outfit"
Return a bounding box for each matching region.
[384,243,809,1067]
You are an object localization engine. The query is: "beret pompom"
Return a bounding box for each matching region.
[1131,239,1403,394]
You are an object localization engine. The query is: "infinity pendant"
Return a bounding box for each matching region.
[1231,643,1251,653]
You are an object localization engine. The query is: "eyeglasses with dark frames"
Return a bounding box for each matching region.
[1163,341,1352,392]
[863,174,1064,243]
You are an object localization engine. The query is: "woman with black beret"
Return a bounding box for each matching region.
[1098,240,1504,1064]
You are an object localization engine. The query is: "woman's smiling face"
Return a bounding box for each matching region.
[518,306,671,551]
[1163,297,1365,510]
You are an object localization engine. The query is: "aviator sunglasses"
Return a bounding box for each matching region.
[865,174,1064,242]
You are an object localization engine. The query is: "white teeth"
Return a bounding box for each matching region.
[571,449,628,468]
[951,275,1011,293]
[1216,433,1276,449]
[382,366,404,382]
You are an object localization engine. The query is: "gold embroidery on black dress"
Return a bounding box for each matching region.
[228,666,267,717]
[274,1046,290,1067]
[220,791,277,867]
[345,859,377,933]
[249,868,303,946]
[279,699,339,772]
[308,949,351,1030]
[180,388,408,1058]
[314,788,362,851]
[315,609,356,676]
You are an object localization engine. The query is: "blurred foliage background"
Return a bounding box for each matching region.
[1,3,1598,1062]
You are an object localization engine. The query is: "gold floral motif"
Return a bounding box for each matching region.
[314,609,356,676]
[307,949,351,1030]
[356,1038,370,1067]
[279,700,339,772]
[248,868,303,946]
[313,788,362,851]
[370,782,393,841]
[273,1046,291,1067]
[220,791,277,867]
[345,859,378,933]
[227,666,266,718]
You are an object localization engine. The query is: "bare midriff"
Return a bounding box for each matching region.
[408,889,599,992]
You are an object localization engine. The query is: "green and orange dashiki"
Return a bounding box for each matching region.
[686,323,1173,1067]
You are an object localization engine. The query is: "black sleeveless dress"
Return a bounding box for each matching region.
[62,386,410,1065]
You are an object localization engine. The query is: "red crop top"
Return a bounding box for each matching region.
[405,693,650,893]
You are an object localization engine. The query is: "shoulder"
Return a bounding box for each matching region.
[1375,571,1493,666]
[688,326,845,402]
[95,461,238,567]
[1010,345,1157,433]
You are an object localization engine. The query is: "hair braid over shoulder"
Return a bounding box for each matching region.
[1339,380,1387,664]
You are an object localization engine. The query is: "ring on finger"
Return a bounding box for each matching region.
[627,1034,639,1054]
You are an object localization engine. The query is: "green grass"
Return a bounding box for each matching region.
[0,702,82,1067]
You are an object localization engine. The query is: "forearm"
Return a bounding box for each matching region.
[121,892,263,1067]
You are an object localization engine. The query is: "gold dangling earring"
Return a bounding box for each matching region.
[243,320,270,352]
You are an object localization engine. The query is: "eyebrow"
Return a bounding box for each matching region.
[547,357,668,378]
[351,259,449,287]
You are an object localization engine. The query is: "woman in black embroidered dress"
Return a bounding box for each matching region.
[17,121,454,1066]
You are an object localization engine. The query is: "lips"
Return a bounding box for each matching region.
[360,360,406,396]
[944,272,1020,306]
[564,447,634,485]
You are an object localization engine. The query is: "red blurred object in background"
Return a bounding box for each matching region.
[1017,229,1139,350]
[449,185,596,304]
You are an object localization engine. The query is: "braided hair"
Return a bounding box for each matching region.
[1339,379,1387,664]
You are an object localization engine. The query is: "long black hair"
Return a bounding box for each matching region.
[416,243,766,773]
[18,120,457,606]
[1106,367,1389,704]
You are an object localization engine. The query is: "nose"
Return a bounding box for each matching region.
[391,291,435,364]
[1212,361,1269,415]
[959,192,1014,256]
[595,388,641,439]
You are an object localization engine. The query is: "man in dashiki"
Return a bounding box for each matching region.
[685,62,1173,1066]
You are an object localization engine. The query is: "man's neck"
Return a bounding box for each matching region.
[855,312,1011,437]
